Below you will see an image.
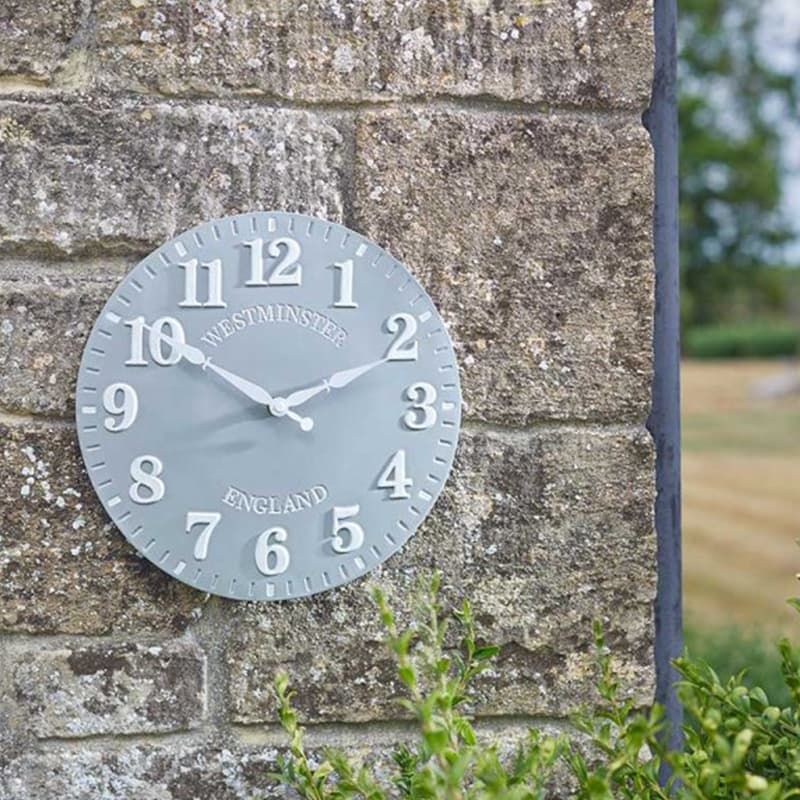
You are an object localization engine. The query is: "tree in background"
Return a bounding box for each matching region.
[679,0,799,331]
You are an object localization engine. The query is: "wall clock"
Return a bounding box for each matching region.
[75,212,461,601]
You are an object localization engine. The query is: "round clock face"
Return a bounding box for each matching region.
[75,212,461,601]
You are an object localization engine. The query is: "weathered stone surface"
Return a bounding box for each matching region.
[0,266,121,417]
[93,0,653,110]
[0,742,279,800]
[0,419,206,633]
[226,426,656,724]
[0,1,84,84]
[5,639,206,738]
[354,110,654,425]
[0,723,576,799]
[0,98,343,256]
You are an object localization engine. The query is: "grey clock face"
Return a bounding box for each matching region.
[75,212,461,601]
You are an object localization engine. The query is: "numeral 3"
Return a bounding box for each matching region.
[403,382,437,430]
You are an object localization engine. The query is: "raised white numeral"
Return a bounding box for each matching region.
[331,505,364,553]
[385,313,418,361]
[255,526,290,575]
[332,259,357,308]
[179,258,226,308]
[185,511,221,561]
[102,382,138,432]
[245,237,302,286]
[403,382,437,430]
[125,316,185,366]
[377,450,413,499]
[129,455,165,504]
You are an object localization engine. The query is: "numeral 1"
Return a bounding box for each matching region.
[377,450,413,499]
[185,511,221,561]
[332,259,357,308]
[331,505,364,553]
[179,258,226,308]
[244,237,302,286]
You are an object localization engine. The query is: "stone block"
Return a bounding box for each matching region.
[0,419,206,633]
[93,0,652,110]
[0,1,84,84]
[0,742,278,800]
[0,723,575,799]
[0,266,120,417]
[225,426,656,724]
[354,109,654,425]
[0,99,344,256]
[5,640,206,737]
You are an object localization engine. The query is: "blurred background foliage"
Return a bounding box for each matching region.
[679,0,800,351]
[678,0,800,693]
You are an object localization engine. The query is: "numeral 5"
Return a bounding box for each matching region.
[331,505,365,553]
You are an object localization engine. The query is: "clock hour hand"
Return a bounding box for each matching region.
[281,357,388,410]
[141,323,313,431]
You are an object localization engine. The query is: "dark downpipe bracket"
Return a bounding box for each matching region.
[644,0,683,773]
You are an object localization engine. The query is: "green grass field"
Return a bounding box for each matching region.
[682,360,800,637]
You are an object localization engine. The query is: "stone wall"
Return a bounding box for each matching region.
[0,2,656,797]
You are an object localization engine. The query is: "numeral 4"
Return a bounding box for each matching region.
[129,455,165,504]
[179,258,226,308]
[385,313,418,361]
[255,526,290,575]
[125,316,185,366]
[185,511,221,561]
[244,237,302,286]
[403,382,437,430]
[103,382,138,431]
[331,505,364,553]
[377,450,413,499]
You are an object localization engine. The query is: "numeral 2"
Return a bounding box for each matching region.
[385,313,418,361]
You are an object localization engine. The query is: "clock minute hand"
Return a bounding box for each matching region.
[283,358,387,410]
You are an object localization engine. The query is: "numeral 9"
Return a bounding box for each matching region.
[103,382,138,432]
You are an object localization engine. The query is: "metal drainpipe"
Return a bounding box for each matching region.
[644,0,683,776]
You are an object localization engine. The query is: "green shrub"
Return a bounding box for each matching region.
[271,576,800,799]
[684,622,791,708]
[684,322,799,359]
